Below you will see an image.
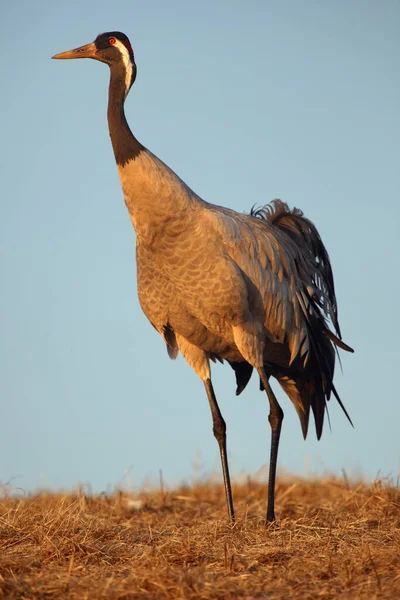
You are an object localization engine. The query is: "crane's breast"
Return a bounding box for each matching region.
[136,239,247,362]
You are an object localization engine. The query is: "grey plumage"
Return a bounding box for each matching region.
[53,31,354,524]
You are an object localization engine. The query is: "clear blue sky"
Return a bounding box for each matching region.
[1,0,399,493]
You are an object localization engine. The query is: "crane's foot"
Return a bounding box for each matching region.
[265,516,280,529]
[266,510,276,523]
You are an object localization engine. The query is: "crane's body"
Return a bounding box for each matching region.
[53,32,353,523]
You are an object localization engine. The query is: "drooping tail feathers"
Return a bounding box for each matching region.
[249,199,354,438]
[270,325,353,440]
[251,199,342,339]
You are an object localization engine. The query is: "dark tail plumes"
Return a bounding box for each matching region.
[325,329,354,353]
[251,199,354,438]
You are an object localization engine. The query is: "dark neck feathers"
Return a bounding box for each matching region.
[107,62,143,166]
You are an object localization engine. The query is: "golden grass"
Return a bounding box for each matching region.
[1,476,399,599]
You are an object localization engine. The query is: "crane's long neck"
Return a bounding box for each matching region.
[107,63,142,166]
[107,61,203,247]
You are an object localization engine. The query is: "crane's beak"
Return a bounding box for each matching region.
[52,42,98,60]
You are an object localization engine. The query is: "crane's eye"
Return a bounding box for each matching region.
[109,37,116,45]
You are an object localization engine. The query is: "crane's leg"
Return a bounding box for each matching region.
[258,367,284,523]
[204,378,235,523]
[173,334,235,522]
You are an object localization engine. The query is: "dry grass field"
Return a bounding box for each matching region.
[1,475,399,599]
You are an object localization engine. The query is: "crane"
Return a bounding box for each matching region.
[52,31,354,524]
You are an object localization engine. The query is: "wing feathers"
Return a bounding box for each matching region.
[200,201,352,440]
[249,200,353,438]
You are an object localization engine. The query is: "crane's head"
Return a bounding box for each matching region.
[52,32,137,91]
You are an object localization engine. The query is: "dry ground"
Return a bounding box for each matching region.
[1,476,399,599]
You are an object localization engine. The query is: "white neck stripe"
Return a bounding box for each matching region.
[114,39,133,95]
